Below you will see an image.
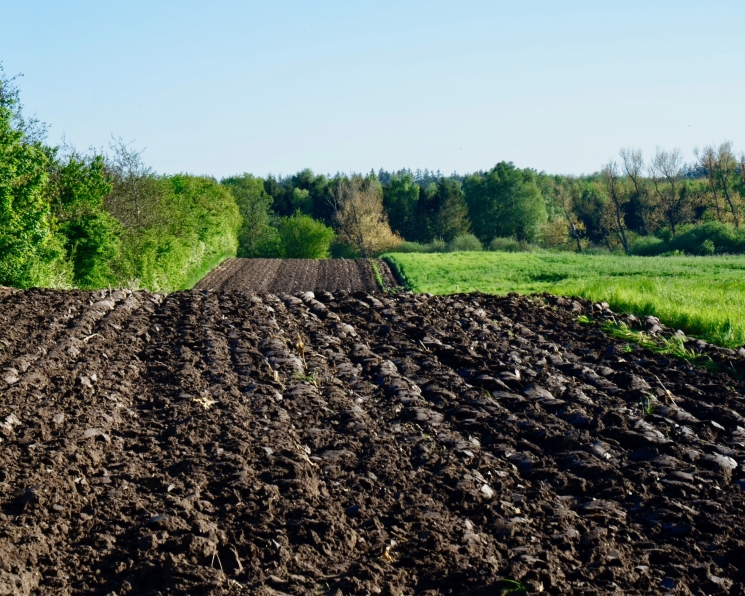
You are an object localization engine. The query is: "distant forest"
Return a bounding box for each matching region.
[3,62,745,292]
[233,144,745,259]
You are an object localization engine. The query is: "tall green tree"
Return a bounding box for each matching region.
[463,162,546,243]
[289,169,333,223]
[418,177,470,242]
[571,180,609,247]
[383,172,420,240]
[221,173,275,257]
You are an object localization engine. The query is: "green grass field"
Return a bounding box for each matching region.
[383,251,745,348]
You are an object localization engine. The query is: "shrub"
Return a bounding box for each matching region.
[221,173,274,258]
[488,237,522,252]
[669,221,745,255]
[447,234,483,252]
[276,212,335,259]
[49,153,121,289]
[427,239,448,252]
[628,235,668,256]
[0,76,56,287]
[699,239,716,255]
[329,239,361,259]
[110,174,240,292]
[391,241,428,253]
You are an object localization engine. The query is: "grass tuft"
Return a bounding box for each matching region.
[369,259,386,292]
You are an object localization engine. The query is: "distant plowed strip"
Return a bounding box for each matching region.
[195,258,386,293]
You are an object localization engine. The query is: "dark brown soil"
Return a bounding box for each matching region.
[1,288,745,595]
[195,259,393,294]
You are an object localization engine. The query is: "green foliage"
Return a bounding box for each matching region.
[1,70,244,292]
[221,173,275,257]
[628,234,668,256]
[275,212,335,259]
[389,239,459,253]
[49,153,120,288]
[600,320,702,360]
[329,239,361,259]
[369,260,386,291]
[392,241,430,253]
[447,233,483,252]
[426,239,447,253]
[112,174,240,292]
[419,178,471,242]
[627,222,745,257]
[668,221,745,255]
[291,168,333,223]
[699,239,716,255]
[464,162,547,243]
[489,237,523,252]
[499,579,528,595]
[0,75,55,287]
[383,172,420,240]
[383,251,745,347]
[264,168,333,223]
[640,393,657,416]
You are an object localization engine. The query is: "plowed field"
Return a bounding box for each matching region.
[194,259,398,293]
[1,287,745,595]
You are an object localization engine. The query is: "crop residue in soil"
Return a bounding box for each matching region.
[1,288,745,595]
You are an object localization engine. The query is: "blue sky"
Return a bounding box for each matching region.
[2,0,744,178]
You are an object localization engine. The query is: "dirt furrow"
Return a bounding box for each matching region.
[0,289,80,372]
[195,258,388,294]
[0,290,158,594]
[1,289,745,595]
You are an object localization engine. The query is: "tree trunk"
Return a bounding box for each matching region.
[571,223,582,253]
[612,199,629,254]
[719,174,740,227]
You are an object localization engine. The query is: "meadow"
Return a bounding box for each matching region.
[383,251,745,348]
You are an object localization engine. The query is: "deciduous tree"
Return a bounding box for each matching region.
[333,174,401,257]
[221,173,275,257]
[463,162,545,243]
[601,160,630,254]
[650,147,687,236]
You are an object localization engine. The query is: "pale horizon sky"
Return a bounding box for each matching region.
[2,0,744,179]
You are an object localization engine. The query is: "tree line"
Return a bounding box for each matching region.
[4,64,745,291]
[1,67,240,290]
[231,144,745,259]
[552,144,745,255]
[228,162,549,259]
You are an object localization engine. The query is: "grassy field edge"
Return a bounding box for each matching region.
[383,251,745,349]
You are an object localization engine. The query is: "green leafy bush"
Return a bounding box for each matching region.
[111,174,240,291]
[221,173,275,258]
[628,234,668,256]
[48,153,121,288]
[426,239,447,253]
[276,212,335,259]
[668,222,745,255]
[447,234,483,252]
[488,237,522,252]
[0,76,57,287]
[391,241,428,253]
[329,239,361,259]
